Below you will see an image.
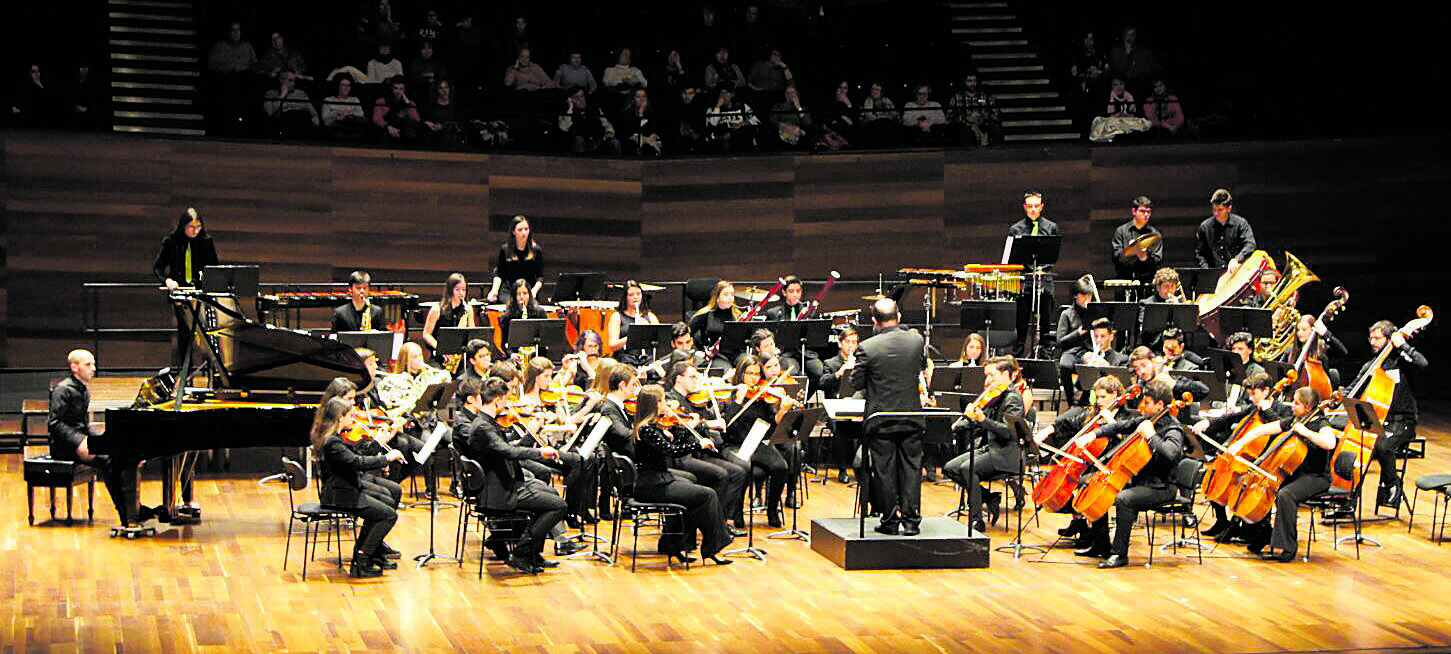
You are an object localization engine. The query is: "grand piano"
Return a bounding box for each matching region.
[93,286,367,536]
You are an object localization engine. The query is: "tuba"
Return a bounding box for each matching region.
[1252,252,1319,361]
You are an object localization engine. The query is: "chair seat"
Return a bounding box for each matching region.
[24,457,97,486]
[294,502,348,519]
[625,499,687,512]
[1414,474,1451,492]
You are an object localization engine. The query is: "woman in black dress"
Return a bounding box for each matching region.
[311,397,404,577]
[630,385,734,565]
[487,215,543,303]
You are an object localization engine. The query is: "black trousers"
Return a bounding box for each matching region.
[867,429,924,526]
[943,443,1021,519]
[511,481,568,558]
[352,493,399,558]
[1111,484,1178,556]
[1270,473,1330,554]
[362,476,401,507]
[676,454,748,523]
[635,478,735,558]
[725,443,789,521]
[1373,418,1415,489]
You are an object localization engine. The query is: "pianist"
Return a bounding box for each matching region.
[331,270,386,332]
[48,349,155,527]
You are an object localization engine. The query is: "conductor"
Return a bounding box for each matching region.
[851,299,928,536]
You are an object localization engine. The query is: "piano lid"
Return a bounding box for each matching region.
[214,318,367,391]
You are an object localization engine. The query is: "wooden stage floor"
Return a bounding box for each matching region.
[6,415,1451,654]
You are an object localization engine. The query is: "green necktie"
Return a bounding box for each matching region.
[1030,221,1040,237]
[184,244,192,284]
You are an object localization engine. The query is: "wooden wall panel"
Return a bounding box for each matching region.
[2,132,1443,372]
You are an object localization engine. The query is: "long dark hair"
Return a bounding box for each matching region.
[310,397,352,452]
[505,215,537,260]
[171,207,207,240]
[731,353,762,385]
[441,272,467,308]
[507,278,539,315]
[616,280,650,314]
[630,384,664,441]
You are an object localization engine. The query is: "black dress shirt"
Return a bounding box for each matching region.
[152,233,219,286]
[1194,213,1256,268]
[1110,221,1163,282]
[1008,217,1060,238]
[331,302,386,332]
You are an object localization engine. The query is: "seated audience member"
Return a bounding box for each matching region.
[1089,77,1151,142]
[258,31,308,80]
[450,14,484,82]
[207,21,258,75]
[206,21,261,134]
[947,72,1002,147]
[1143,78,1186,137]
[362,0,403,45]
[414,8,445,46]
[503,47,553,92]
[818,80,856,150]
[322,76,368,138]
[617,89,663,155]
[11,63,56,126]
[366,42,405,88]
[768,85,813,149]
[373,75,421,141]
[553,52,598,95]
[860,81,901,146]
[407,41,448,92]
[655,49,693,96]
[663,86,708,153]
[559,87,620,154]
[702,46,747,91]
[62,62,107,129]
[421,78,465,148]
[900,84,950,146]
[262,69,320,137]
[704,81,759,152]
[1108,26,1163,98]
[747,47,794,95]
[602,48,649,92]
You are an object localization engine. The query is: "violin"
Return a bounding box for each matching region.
[656,405,694,429]
[750,377,800,407]
[1073,392,1193,523]
[539,383,589,408]
[962,382,1010,422]
[1032,385,1142,513]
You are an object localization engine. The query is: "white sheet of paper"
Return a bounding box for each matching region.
[1001,236,1015,265]
[734,419,771,463]
[821,398,865,419]
[391,332,405,361]
[414,422,450,464]
[577,418,611,459]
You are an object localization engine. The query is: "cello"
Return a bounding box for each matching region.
[1032,385,1141,513]
[1330,305,1434,491]
[1225,397,1334,523]
[1073,392,1193,523]
[1199,371,1298,506]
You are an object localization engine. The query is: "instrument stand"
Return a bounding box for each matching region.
[567,509,615,564]
[769,440,809,542]
[724,465,768,562]
[414,425,461,568]
[992,414,1048,558]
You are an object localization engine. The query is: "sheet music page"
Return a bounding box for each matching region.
[414,422,450,464]
[1001,236,1015,265]
[577,418,611,459]
[391,332,405,361]
[734,419,771,463]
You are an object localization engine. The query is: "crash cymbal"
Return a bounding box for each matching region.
[861,293,888,301]
[1119,233,1162,261]
[735,286,772,302]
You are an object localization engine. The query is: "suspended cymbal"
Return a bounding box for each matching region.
[735,286,772,303]
[1119,233,1162,262]
[861,293,888,301]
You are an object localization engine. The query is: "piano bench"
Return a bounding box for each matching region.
[23,456,97,526]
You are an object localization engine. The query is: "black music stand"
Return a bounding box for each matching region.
[719,321,760,364]
[959,301,1017,356]
[1141,303,1200,338]
[929,367,963,393]
[506,319,567,358]
[435,326,493,358]
[551,272,606,303]
[1214,307,1275,341]
[1338,396,1386,549]
[768,407,823,542]
[1007,235,1062,269]
[201,264,260,305]
[1206,347,1248,385]
[624,323,675,362]
[1260,359,1294,385]
[858,410,960,538]
[1016,358,1058,407]
[996,412,1047,558]
[1167,369,1225,404]
[1174,267,1223,298]
[1075,365,1134,394]
[337,331,397,360]
[1088,302,1140,347]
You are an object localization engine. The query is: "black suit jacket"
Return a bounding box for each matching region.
[47,375,92,460]
[1008,217,1060,238]
[152,233,219,286]
[331,302,386,332]
[595,399,635,458]
[318,436,390,508]
[850,325,926,434]
[456,412,547,510]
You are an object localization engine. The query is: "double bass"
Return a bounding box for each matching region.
[1291,287,1349,400]
[1330,305,1434,491]
[1073,392,1193,523]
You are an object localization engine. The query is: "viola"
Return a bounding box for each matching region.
[1073,393,1193,523]
[1032,385,1142,513]
[1200,371,1298,506]
[962,382,1010,422]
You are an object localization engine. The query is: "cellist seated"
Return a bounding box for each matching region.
[1190,372,1288,548]
[1232,386,1337,562]
[1041,375,1134,551]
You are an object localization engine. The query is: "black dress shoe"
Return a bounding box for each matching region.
[1247,541,1267,556]
[923,467,937,482]
[1265,550,1297,563]
[986,494,1003,526]
[505,554,541,574]
[728,527,747,538]
[350,556,384,578]
[970,519,986,534]
[1202,521,1229,538]
[873,521,899,535]
[900,523,921,536]
[705,555,733,565]
[1075,546,1111,558]
[1058,523,1084,538]
[767,510,784,529]
[1181,514,1198,529]
[1384,485,1404,507]
[1098,554,1128,569]
[377,543,402,560]
[530,556,561,568]
[554,540,586,556]
[371,557,398,570]
[666,551,697,565]
[838,470,851,484]
[564,515,583,530]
